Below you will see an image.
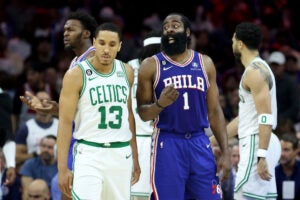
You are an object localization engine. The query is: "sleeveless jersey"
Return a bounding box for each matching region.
[73,59,132,143]
[26,118,58,153]
[69,46,95,69]
[153,50,210,133]
[128,58,153,135]
[238,57,277,138]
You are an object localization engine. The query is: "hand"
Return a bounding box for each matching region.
[131,159,141,185]
[20,91,59,116]
[218,152,231,182]
[20,91,42,111]
[257,158,272,181]
[4,167,16,186]
[158,84,179,107]
[58,169,73,198]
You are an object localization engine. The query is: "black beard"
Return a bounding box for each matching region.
[161,32,187,56]
[233,51,242,64]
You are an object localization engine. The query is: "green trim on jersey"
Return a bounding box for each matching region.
[234,134,255,192]
[77,63,87,98]
[120,62,130,88]
[78,139,130,148]
[86,59,116,77]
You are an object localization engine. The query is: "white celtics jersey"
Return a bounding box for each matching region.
[238,57,277,138]
[128,58,153,136]
[73,59,132,143]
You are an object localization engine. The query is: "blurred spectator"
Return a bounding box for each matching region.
[27,179,50,200]
[12,61,58,133]
[275,132,300,200]
[285,53,300,84]
[269,51,299,124]
[15,91,58,169]
[19,135,57,200]
[221,137,239,200]
[0,147,21,200]
[0,30,24,77]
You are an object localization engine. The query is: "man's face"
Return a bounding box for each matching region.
[279,140,296,165]
[93,30,121,66]
[232,33,242,63]
[63,19,85,50]
[39,138,56,164]
[161,15,187,56]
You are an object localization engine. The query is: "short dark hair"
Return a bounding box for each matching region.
[235,22,262,50]
[138,30,162,61]
[43,135,57,141]
[67,11,98,40]
[94,22,122,41]
[280,132,298,150]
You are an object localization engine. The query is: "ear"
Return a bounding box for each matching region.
[118,41,122,52]
[186,28,191,37]
[83,30,91,39]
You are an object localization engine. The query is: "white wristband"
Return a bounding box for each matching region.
[257,149,267,158]
[258,114,273,125]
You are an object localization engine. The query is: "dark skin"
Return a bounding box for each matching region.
[136,14,231,182]
[20,19,95,117]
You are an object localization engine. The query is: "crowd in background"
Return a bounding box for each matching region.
[1,0,300,199]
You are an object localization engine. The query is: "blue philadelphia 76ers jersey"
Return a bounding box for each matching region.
[153,50,210,133]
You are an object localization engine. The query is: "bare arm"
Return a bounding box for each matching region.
[16,144,34,165]
[124,63,141,185]
[57,67,82,197]
[137,57,179,121]
[20,91,59,117]
[210,116,238,146]
[203,54,231,182]
[243,62,273,180]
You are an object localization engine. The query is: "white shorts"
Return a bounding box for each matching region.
[72,141,133,200]
[131,135,152,198]
[234,133,281,200]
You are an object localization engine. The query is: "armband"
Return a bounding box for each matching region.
[155,100,165,109]
[257,149,267,158]
[258,114,273,125]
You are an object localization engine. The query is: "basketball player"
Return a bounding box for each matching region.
[57,22,140,199]
[136,13,231,200]
[212,22,281,200]
[128,30,161,200]
[20,10,98,200]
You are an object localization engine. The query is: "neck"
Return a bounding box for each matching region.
[282,159,296,176]
[74,41,93,57]
[241,50,259,68]
[168,49,190,64]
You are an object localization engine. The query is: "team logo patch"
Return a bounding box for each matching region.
[86,69,93,76]
[162,60,166,65]
[117,71,125,77]
[211,180,222,195]
[190,62,201,70]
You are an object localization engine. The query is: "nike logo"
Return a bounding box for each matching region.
[88,77,98,81]
[206,144,211,148]
[163,66,173,71]
[125,154,132,159]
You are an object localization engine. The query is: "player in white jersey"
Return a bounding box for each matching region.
[20,11,98,200]
[57,22,140,200]
[211,22,281,200]
[128,30,161,200]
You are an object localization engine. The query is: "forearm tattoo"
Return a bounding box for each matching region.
[251,62,273,89]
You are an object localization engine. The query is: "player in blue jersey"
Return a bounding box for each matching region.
[20,10,97,200]
[136,13,231,200]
